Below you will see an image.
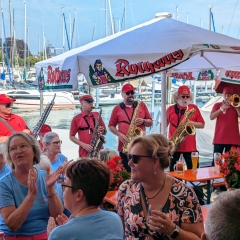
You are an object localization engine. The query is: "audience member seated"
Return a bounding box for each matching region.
[42,132,67,171]
[201,189,240,240]
[38,124,52,151]
[0,132,64,240]
[98,148,118,162]
[48,158,124,240]
[0,143,11,179]
[34,155,71,217]
[117,133,204,240]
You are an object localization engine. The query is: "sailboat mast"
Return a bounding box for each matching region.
[108,0,114,34]
[62,6,65,53]
[23,0,26,81]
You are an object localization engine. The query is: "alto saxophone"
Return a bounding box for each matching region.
[88,107,106,158]
[122,101,143,154]
[32,94,56,139]
[170,108,196,154]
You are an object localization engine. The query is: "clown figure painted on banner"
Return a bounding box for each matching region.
[166,86,205,171]
[92,59,111,85]
[108,83,153,172]
[69,94,107,157]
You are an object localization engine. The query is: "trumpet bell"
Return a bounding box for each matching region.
[230,94,240,108]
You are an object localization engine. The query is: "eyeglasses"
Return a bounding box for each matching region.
[61,184,74,192]
[125,91,134,96]
[52,140,62,145]
[9,144,30,154]
[127,154,152,164]
[181,96,190,99]
[2,103,13,108]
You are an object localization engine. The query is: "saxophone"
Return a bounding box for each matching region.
[170,108,196,154]
[32,94,56,139]
[88,107,106,158]
[122,101,143,154]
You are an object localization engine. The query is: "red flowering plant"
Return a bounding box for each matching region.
[220,147,240,189]
[106,156,131,190]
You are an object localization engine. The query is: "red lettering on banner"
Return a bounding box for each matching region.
[226,70,240,79]
[47,66,71,84]
[170,72,195,80]
[115,49,184,78]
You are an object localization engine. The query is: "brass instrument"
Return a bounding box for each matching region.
[122,101,143,154]
[170,108,196,154]
[229,94,240,107]
[32,94,56,139]
[88,107,106,158]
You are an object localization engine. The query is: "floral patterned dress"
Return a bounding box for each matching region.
[117,178,203,240]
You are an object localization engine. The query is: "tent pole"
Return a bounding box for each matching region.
[95,88,99,108]
[151,80,155,120]
[193,80,197,104]
[161,71,167,136]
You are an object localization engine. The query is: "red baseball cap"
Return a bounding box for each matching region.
[122,83,134,92]
[178,85,191,95]
[0,94,16,104]
[223,87,234,94]
[80,94,94,102]
[40,124,52,136]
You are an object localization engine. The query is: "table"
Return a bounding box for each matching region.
[103,190,118,209]
[103,190,209,223]
[167,167,224,204]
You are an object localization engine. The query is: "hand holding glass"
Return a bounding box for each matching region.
[191,152,198,172]
[147,204,162,228]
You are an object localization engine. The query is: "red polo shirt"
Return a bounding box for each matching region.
[167,104,205,152]
[0,114,28,136]
[211,102,240,144]
[70,111,106,157]
[108,102,152,152]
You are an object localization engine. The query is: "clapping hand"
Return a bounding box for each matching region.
[56,213,73,226]
[28,169,38,197]
[46,165,65,188]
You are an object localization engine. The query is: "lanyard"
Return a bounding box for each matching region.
[82,115,96,134]
[123,107,136,124]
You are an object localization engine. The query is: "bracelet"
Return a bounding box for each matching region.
[47,192,57,198]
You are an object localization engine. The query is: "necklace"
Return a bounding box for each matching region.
[144,174,166,204]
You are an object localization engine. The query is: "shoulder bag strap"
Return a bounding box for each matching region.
[0,117,15,133]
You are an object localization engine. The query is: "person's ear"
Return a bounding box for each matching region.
[201,232,206,240]
[76,189,84,202]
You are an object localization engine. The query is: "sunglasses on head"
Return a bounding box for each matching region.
[127,154,152,164]
[125,91,134,96]
[3,103,13,108]
[181,96,190,99]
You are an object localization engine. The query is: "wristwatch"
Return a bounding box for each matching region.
[168,225,179,239]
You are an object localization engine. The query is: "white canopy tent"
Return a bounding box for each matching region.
[36,16,240,134]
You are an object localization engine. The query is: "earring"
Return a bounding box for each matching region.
[154,170,156,175]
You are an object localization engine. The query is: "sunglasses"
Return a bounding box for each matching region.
[3,103,13,108]
[127,154,152,164]
[181,96,190,99]
[52,140,62,145]
[125,91,134,96]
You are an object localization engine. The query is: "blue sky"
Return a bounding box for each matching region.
[2,0,240,55]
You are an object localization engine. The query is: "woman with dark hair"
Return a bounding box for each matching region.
[0,132,64,240]
[48,158,124,240]
[117,134,204,240]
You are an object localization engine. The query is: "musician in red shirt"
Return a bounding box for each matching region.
[167,86,205,171]
[108,83,152,172]
[69,95,106,157]
[0,94,30,143]
[210,86,240,163]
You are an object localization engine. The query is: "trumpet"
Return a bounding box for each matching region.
[229,94,240,107]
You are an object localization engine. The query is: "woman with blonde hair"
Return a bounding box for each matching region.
[117,133,203,240]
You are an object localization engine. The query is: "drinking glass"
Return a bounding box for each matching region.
[174,161,184,174]
[191,152,198,172]
[147,204,162,228]
[214,152,221,174]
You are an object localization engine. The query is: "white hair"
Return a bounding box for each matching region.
[172,91,193,103]
[34,155,52,172]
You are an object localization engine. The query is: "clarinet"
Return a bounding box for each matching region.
[32,94,56,139]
